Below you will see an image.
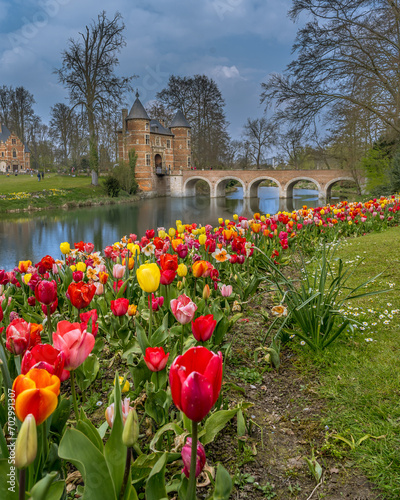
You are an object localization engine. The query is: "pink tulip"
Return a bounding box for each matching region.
[113,264,126,279]
[220,284,233,297]
[111,298,129,316]
[143,346,169,372]
[170,294,197,325]
[181,438,206,478]
[94,283,104,295]
[105,398,133,427]
[52,320,95,370]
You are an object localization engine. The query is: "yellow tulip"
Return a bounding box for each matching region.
[177,263,188,277]
[60,242,70,255]
[76,262,86,272]
[115,376,130,393]
[198,234,207,245]
[169,228,176,238]
[136,263,160,293]
[23,274,32,285]
[218,218,223,225]
[177,224,185,234]
[70,265,76,272]
[233,214,238,221]
[158,229,166,239]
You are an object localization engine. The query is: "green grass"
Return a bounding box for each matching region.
[0,173,93,194]
[297,227,400,498]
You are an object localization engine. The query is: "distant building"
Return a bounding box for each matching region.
[0,124,31,173]
[117,92,191,193]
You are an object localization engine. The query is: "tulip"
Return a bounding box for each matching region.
[105,398,133,427]
[176,244,188,258]
[159,253,178,271]
[192,260,208,278]
[177,263,188,277]
[21,343,69,381]
[113,264,126,279]
[76,261,86,273]
[34,280,57,305]
[52,320,95,371]
[72,270,84,282]
[80,309,98,336]
[111,298,129,316]
[6,318,41,356]
[60,242,70,254]
[202,284,211,300]
[67,282,96,310]
[170,294,197,325]
[13,369,60,425]
[143,346,169,372]
[14,414,37,469]
[181,437,206,478]
[136,263,161,293]
[160,269,176,285]
[99,271,109,284]
[127,304,138,316]
[114,376,130,393]
[151,294,164,311]
[122,408,139,447]
[169,346,223,422]
[41,297,58,316]
[220,284,233,297]
[18,261,32,273]
[191,314,217,342]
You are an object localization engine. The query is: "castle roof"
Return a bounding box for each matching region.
[170,110,191,128]
[126,94,150,120]
[0,123,30,152]
[150,120,173,136]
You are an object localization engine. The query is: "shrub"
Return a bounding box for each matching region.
[104,175,120,197]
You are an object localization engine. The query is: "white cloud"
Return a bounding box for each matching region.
[211,65,245,80]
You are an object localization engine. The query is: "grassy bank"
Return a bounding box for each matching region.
[295,227,400,497]
[0,174,138,212]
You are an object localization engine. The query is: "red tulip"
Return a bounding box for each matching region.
[169,346,223,422]
[27,296,36,307]
[21,344,69,381]
[0,306,3,322]
[13,369,60,425]
[6,319,41,356]
[159,253,178,271]
[146,229,155,240]
[176,244,188,259]
[110,298,129,316]
[191,315,217,342]
[52,320,95,370]
[34,280,57,306]
[181,438,206,478]
[160,269,176,285]
[80,309,98,336]
[72,271,84,282]
[67,282,96,310]
[144,347,169,372]
[151,294,164,312]
[170,294,197,325]
[36,255,55,275]
[41,298,58,315]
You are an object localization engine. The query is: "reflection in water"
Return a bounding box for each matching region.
[0,188,338,270]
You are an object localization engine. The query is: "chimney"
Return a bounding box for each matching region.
[160,119,165,127]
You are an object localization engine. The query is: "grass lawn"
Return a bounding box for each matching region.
[296,227,400,498]
[0,173,94,195]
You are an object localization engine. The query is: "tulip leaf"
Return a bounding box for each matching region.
[199,408,241,445]
[105,371,126,495]
[30,472,64,500]
[77,412,104,453]
[145,452,168,500]
[237,409,246,438]
[131,453,161,485]
[50,396,71,439]
[211,464,233,499]
[116,278,131,298]
[149,422,184,452]
[213,316,229,345]
[75,354,100,392]
[150,323,169,347]
[145,389,168,426]
[58,428,117,500]
[129,359,152,389]
[135,319,150,355]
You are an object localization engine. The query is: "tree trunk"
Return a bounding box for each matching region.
[91,169,98,186]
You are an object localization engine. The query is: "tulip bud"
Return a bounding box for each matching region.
[15,414,37,469]
[181,438,206,478]
[202,284,211,300]
[122,409,139,447]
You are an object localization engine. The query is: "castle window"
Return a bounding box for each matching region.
[187,139,190,148]
[167,139,171,149]
[146,154,151,166]
[12,138,16,144]
[12,149,17,158]
[145,123,149,131]
[187,130,190,137]
[155,136,160,146]
[145,134,150,145]
[187,157,191,168]
[1,152,4,157]
[136,139,139,144]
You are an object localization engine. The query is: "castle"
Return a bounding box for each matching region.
[117,92,192,195]
[0,123,31,174]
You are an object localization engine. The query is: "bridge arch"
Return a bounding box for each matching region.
[324,177,358,198]
[248,176,283,198]
[214,176,246,198]
[283,176,323,198]
[183,176,213,197]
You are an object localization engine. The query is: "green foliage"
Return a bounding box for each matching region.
[390,147,400,192]
[361,142,392,194]
[104,175,121,197]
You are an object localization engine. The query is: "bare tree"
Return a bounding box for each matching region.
[261,1,400,136]
[0,86,35,143]
[157,75,230,169]
[145,100,175,125]
[242,117,277,169]
[55,11,134,185]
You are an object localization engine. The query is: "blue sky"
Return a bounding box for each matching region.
[0,0,299,139]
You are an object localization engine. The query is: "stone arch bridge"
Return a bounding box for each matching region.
[169,169,360,199]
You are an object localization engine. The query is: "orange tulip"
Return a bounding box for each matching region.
[13,369,60,425]
[171,238,183,252]
[18,260,32,273]
[192,260,209,278]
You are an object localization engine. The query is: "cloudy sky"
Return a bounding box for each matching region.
[0,0,300,138]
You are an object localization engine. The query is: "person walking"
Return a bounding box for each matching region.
[41,171,44,180]
[37,171,41,182]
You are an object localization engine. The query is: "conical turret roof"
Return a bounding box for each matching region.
[170,110,191,128]
[126,92,150,120]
